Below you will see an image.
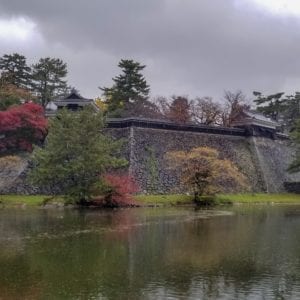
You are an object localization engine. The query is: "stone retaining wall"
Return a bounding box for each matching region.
[1,120,299,195]
[251,137,300,193]
[115,127,266,193]
[107,125,299,194]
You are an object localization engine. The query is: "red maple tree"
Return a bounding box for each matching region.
[0,103,48,153]
[95,174,139,207]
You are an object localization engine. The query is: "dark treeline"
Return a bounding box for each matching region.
[0,53,68,109]
[1,53,300,132]
[99,58,300,133]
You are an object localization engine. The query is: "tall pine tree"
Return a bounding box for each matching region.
[253,91,300,131]
[100,59,150,115]
[253,91,286,121]
[31,57,68,107]
[0,53,31,88]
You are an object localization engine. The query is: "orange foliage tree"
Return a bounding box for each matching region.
[155,96,192,124]
[167,96,191,124]
[166,147,248,202]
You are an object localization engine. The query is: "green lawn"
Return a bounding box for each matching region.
[216,193,300,204]
[0,195,64,207]
[135,193,300,205]
[0,194,194,207]
[0,193,299,208]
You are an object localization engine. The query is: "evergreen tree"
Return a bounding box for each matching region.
[283,93,300,130]
[30,107,127,203]
[0,53,31,88]
[31,57,68,107]
[254,91,300,131]
[100,59,150,115]
[253,91,286,121]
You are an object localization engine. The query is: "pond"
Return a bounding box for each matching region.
[1,205,300,299]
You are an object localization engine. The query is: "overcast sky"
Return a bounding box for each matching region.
[1,0,300,102]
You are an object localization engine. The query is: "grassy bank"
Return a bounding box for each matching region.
[216,193,300,204]
[0,193,299,208]
[137,193,300,205]
[0,195,64,207]
[0,194,194,207]
[135,193,300,205]
[134,194,194,206]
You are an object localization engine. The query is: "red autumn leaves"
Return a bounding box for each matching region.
[0,103,48,153]
[103,174,139,206]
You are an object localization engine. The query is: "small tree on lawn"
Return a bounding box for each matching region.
[30,107,127,204]
[100,174,139,207]
[166,147,248,203]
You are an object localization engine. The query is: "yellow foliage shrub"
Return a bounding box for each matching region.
[166,146,249,198]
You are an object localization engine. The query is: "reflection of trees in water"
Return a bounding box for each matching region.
[153,207,300,299]
[0,207,300,299]
[0,253,43,299]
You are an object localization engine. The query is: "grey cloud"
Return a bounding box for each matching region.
[1,0,300,101]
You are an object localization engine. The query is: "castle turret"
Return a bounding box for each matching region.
[232,110,280,138]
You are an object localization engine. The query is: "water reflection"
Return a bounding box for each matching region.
[0,206,300,299]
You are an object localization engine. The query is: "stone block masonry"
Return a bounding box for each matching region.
[251,137,300,193]
[1,118,299,195]
[107,118,300,194]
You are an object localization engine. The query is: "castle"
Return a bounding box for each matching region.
[4,91,296,195]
